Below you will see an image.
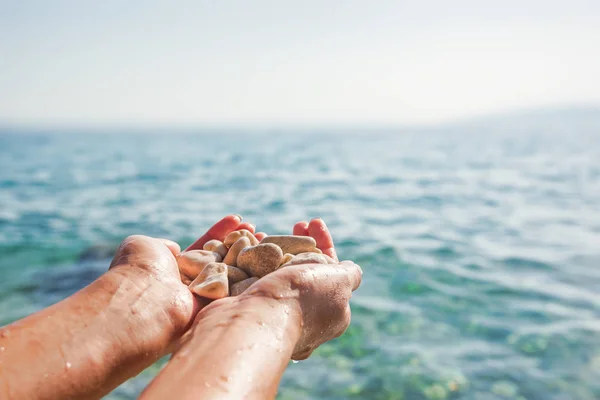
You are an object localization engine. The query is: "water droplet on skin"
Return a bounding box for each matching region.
[65,362,72,369]
[204,381,211,388]
[0,346,4,352]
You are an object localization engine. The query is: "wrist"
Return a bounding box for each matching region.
[211,293,301,342]
[148,293,302,400]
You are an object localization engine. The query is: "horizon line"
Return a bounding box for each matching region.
[1,103,599,133]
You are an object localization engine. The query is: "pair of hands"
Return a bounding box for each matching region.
[109,215,362,360]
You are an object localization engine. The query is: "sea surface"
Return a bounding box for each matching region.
[1,128,600,399]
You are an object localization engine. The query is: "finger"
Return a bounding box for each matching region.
[339,261,362,291]
[308,218,338,261]
[186,215,242,251]
[293,221,309,236]
[236,222,256,234]
[255,232,267,241]
[292,349,313,361]
[158,238,181,256]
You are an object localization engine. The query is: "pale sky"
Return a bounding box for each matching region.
[1,0,599,127]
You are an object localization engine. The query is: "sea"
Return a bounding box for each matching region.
[1,125,599,399]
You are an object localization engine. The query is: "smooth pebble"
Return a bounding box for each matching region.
[223,236,251,267]
[237,243,283,277]
[227,265,250,283]
[189,262,229,299]
[203,239,228,259]
[224,230,259,248]
[230,277,259,296]
[260,235,317,255]
[280,253,294,266]
[177,250,222,280]
[281,252,334,267]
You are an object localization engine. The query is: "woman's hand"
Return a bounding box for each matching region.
[0,214,255,400]
[243,259,361,360]
[141,218,362,400]
[242,218,360,359]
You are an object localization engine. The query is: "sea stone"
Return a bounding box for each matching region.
[230,277,259,296]
[188,262,229,299]
[227,265,249,283]
[280,253,294,266]
[237,243,283,277]
[224,229,259,248]
[203,239,228,259]
[177,250,222,280]
[260,235,317,255]
[223,236,251,267]
[281,252,334,268]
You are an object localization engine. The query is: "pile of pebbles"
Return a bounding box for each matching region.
[178,230,335,299]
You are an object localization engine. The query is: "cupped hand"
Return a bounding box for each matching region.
[108,214,251,347]
[241,218,361,359]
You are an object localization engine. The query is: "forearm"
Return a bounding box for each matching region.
[0,267,191,400]
[141,295,301,400]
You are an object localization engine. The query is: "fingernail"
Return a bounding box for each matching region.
[234,214,243,221]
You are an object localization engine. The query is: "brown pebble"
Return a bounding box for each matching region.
[203,239,228,259]
[281,252,334,268]
[227,265,249,283]
[177,250,222,281]
[223,236,251,267]
[230,277,259,296]
[237,243,283,277]
[188,262,229,299]
[224,230,259,248]
[260,235,317,255]
[280,253,294,266]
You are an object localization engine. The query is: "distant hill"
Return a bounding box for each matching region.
[439,106,600,135]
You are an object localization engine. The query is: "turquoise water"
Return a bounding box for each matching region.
[1,129,600,399]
